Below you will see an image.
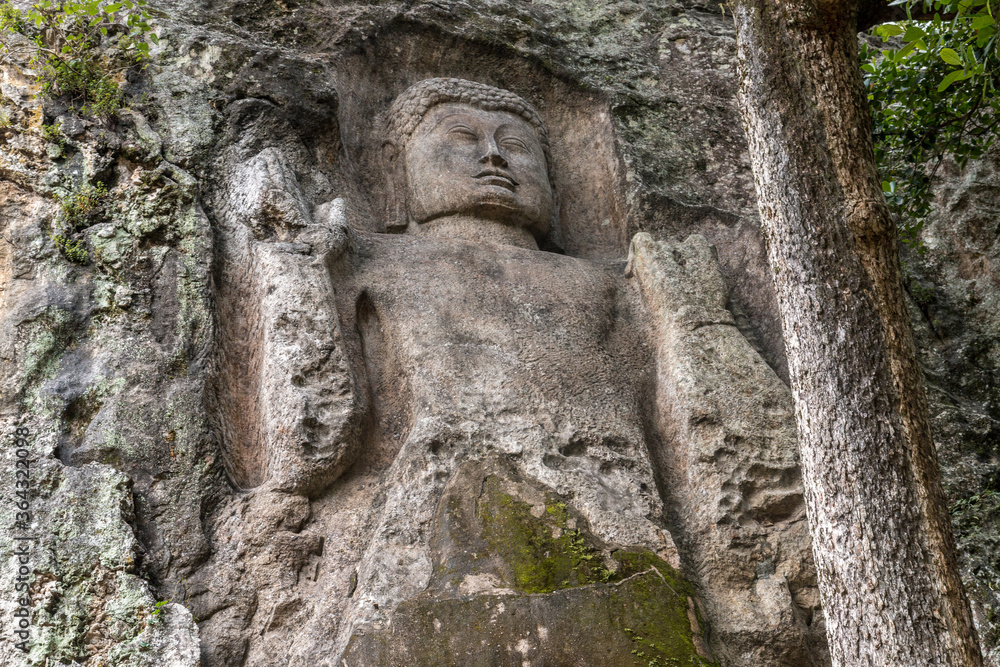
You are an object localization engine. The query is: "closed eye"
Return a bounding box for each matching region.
[500,137,529,151]
[447,125,478,140]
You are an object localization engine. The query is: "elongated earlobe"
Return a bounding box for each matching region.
[382,141,408,232]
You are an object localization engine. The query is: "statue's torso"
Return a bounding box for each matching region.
[331,231,653,461]
[319,231,674,661]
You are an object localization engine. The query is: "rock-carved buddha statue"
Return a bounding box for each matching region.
[327,76,688,663]
[214,78,826,666]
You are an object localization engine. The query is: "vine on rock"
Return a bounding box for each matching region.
[0,0,157,117]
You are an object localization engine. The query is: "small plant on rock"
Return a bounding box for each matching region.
[48,179,108,264]
[0,0,158,118]
[148,599,170,625]
[59,180,107,227]
[41,121,64,143]
[50,233,88,263]
[41,122,58,140]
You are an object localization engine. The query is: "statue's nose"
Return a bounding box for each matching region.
[481,137,509,169]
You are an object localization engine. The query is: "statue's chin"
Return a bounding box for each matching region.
[413,216,540,250]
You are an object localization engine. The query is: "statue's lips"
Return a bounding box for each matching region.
[474,170,518,191]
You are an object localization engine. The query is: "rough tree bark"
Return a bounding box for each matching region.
[730,1,983,664]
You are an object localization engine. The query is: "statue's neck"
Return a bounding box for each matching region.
[411,216,539,250]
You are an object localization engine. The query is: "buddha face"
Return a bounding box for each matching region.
[402,103,554,237]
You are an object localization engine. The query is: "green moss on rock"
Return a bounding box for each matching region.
[344,466,717,666]
[477,476,616,592]
[344,564,717,666]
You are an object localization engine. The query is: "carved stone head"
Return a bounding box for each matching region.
[383,78,557,246]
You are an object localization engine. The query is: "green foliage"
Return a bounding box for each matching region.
[951,488,1000,538]
[0,0,157,117]
[48,180,107,264]
[59,180,107,227]
[41,121,64,144]
[41,121,66,156]
[862,0,999,248]
[50,234,88,263]
[148,600,170,625]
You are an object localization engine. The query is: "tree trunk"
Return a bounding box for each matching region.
[731,1,983,664]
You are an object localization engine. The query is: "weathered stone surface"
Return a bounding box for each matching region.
[209,148,361,497]
[630,233,825,665]
[342,460,716,666]
[0,0,997,665]
[0,454,200,666]
[904,144,1000,666]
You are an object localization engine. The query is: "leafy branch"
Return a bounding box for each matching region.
[0,0,158,117]
[862,0,999,248]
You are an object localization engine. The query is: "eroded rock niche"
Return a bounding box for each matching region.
[201,28,827,667]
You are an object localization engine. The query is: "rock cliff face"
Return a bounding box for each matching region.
[0,1,996,665]
[907,145,1000,665]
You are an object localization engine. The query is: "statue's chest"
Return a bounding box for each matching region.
[333,234,638,412]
